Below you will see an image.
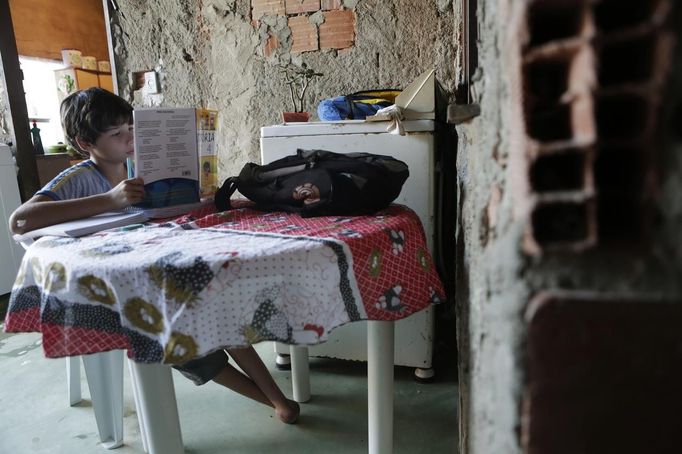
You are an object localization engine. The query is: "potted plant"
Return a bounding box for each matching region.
[280,63,323,122]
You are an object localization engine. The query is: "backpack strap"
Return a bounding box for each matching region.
[214,176,239,212]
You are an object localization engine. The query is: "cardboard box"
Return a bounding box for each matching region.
[366,68,436,121]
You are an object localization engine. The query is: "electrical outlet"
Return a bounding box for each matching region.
[144,71,159,94]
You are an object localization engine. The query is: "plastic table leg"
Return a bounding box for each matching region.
[290,346,311,402]
[368,320,395,454]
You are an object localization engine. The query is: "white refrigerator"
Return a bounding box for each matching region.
[0,144,25,294]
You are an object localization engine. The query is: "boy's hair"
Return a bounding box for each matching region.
[60,88,133,154]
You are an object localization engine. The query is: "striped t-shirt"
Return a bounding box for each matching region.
[37,159,114,200]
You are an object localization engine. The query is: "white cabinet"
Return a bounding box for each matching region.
[0,144,25,294]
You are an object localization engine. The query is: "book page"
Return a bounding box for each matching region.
[134,108,199,183]
[133,108,200,208]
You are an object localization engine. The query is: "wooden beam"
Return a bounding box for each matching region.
[0,0,39,200]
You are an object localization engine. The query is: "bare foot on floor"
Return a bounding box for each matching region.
[275,399,300,424]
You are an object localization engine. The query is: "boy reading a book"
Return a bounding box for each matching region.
[9,87,299,424]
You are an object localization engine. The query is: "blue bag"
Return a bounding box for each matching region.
[317,90,400,121]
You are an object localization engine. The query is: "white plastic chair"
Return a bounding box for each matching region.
[19,238,126,449]
[73,351,125,449]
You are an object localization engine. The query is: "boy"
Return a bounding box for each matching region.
[9,87,299,424]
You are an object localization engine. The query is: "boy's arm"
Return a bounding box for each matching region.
[9,178,145,235]
[9,193,118,235]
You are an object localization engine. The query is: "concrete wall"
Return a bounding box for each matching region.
[109,0,457,177]
[454,1,530,451]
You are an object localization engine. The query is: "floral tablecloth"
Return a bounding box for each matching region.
[4,203,445,364]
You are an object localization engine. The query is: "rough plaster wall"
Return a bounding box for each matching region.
[455,2,682,454]
[455,0,529,452]
[110,0,456,178]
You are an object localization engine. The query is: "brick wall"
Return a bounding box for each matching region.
[251,0,355,56]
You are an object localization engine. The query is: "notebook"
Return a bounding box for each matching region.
[13,211,147,242]
[12,199,211,242]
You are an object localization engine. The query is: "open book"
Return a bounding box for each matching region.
[13,200,211,242]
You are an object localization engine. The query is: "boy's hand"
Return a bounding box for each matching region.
[108,178,145,209]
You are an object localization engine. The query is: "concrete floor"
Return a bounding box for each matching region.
[0,322,458,454]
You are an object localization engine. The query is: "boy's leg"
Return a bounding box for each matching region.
[227,346,300,423]
[211,363,273,407]
[174,350,272,408]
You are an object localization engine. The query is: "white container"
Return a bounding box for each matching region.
[98,60,111,73]
[81,56,97,70]
[0,144,25,293]
[261,120,436,375]
[61,49,82,67]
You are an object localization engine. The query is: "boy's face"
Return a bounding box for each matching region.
[80,122,134,164]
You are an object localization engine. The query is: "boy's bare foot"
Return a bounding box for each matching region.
[275,399,300,424]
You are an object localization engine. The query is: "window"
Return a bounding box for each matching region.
[19,56,64,146]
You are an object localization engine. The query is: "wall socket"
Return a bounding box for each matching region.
[144,71,159,94]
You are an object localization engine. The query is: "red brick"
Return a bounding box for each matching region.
[288,16,318,53]
[320,0,341,10]
[319,10,355,49]
[263,33,280,58]
[285,0,320,15]
[252,0,285,20]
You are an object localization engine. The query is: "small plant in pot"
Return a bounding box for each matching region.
[280,63,323,122]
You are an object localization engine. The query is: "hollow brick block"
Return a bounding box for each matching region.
[521,0,674,254]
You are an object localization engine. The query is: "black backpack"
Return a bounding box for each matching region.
[215,149,409,217]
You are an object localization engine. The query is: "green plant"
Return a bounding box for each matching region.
[279,63,323,113]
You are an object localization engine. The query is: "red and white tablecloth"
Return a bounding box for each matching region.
[4,203,445,364]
